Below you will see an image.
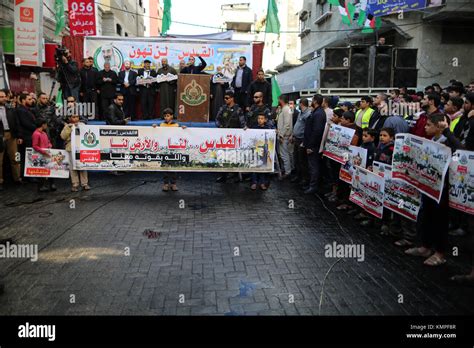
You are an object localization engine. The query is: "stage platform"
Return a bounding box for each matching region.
[88,119,217,128]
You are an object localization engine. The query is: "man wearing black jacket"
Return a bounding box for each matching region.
[0,90,22,189]
[118,60,138,119]
[57,49,81,101]
[231,56,252,110]
[16,93,36,178]
[247,69,271,107]
[181,55,207,74]
[137,60,157,119]
[80,57,99,109]
[303,94,326,194]
[97,62,118,120]
[106,94,128,125]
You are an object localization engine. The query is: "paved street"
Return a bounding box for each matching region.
[0,172,473,316]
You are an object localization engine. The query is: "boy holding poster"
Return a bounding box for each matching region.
[61,114,90,192]
[405,114,464,266]
[155,108,187,192]
[32,119,56,192]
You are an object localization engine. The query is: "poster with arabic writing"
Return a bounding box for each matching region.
[392,134,451,203]
[373,161,421,221]
[71,125,275,172]
[349,166,385,219]
[323,125,355,164]
[24,148,70,178]
[339,146,368,184]
[448,150,474,215]
[84,37,252,77]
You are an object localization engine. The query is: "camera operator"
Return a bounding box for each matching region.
[56,48,81,101]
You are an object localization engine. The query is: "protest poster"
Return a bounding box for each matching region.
[323,124,355,164]
[339,146,368,184]
[448,150,474,215]
[72,125,276,172]
[24,148,70,178]
[349,166,385,219]
[84,37,252,76]
[392,133,451,203]
[68,0,96,36]
[373,161,421,221]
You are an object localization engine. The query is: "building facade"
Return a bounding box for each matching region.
[99,0,145,37]
[284,0,474,91]
[144,0,163,37]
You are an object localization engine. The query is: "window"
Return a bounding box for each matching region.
[125,32,128,37]
[139,0,143,7]
[116,23,122,36]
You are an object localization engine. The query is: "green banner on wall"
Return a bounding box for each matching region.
[0,27,14,54]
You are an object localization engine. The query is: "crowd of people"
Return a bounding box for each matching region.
[1,64,474,284]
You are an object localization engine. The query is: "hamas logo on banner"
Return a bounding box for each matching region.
[180,80,207,106]
[81,130,99,148]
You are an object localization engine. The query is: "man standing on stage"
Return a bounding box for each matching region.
[118,61,138,119]
[97,62,118,119]
[231,56,252,111]
[157,58,177,116]
[181,55,207,74]
[137,59,157,119]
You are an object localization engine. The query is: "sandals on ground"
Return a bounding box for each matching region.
[423,254,447,267]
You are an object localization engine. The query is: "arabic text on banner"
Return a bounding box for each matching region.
[349,166,385,219]
[373,161,421,221]
[323,124,355,164]
[68,0,96,36]
[392,133,451,203]
[84,37,253,77]
[368,0,445,17]
[339,145,368,184]
[448,150,474,215]
[24,148,70,178]
[71,125,276,173]
[14,0,43,66]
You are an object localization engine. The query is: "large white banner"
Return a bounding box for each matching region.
[84,37,253,77]
[14,0,43,66]
[72,125,276,172]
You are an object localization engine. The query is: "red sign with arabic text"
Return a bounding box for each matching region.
[68,0,96,36]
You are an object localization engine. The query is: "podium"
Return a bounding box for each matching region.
[177,74,211,123]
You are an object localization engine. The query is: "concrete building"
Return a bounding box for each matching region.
[221,2,257,42]
[261,0,303,73]
[277,0,474,94]
[98,0,145,37]
[143,0,163,37]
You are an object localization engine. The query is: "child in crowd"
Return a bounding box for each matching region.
[334,112,363,209]
[61,114,90,192]
[405,113,464,266]
[250,113,273,191]
[360,127,395,230]
[352,128,378,220]
[325,108,344,200]
[154,108,186,192]
[32,119,56,192]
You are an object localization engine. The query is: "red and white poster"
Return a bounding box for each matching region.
[68,0,96,36]
[14,0,43,66]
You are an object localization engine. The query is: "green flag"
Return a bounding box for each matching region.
[54,0,65,36]
[162,0,172,35]
[265,0,280,34]
[271,76,281,108]
[361,14,381,34]
[56,89,63,108]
